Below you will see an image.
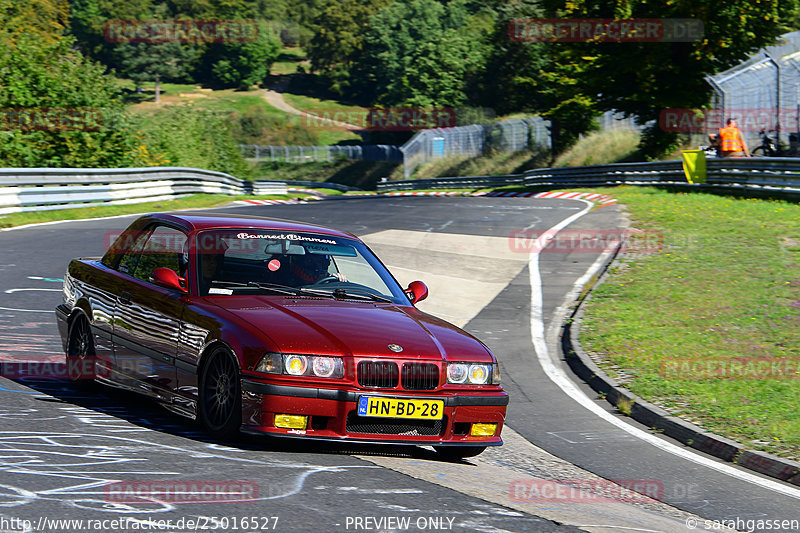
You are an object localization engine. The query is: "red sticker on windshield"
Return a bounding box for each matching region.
[268,259,281,271]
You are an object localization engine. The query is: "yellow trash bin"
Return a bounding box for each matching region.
[681,149,706,184]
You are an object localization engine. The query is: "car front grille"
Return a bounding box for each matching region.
[346,412,446,436]
[401,363,439,391]
[357,361,441,390]
[357,361,399,388]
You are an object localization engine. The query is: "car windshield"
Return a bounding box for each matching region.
[194,229,407,302]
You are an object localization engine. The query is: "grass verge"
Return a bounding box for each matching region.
[553,128,642,167]
[391,148,551,180]
[576,186,800,459]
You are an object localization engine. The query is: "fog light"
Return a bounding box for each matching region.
[470,423,497,437]
[274,414,308,429]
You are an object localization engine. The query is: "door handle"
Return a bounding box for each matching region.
[118,291,131,305]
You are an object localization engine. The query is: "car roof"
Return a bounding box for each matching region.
[139,212,360,240]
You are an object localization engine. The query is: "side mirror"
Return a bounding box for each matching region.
[152,267,187,293]
[405,280,428,304]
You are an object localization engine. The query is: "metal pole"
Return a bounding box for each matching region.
[705,74,726,137]
[767,56,781,147]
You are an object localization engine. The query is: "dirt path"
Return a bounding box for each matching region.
[263,78,363,132]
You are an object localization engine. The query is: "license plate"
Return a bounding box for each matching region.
[358,397,444,420]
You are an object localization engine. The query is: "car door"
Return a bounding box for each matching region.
[111,224,188,400]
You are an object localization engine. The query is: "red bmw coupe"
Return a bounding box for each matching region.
[56,212,508,458]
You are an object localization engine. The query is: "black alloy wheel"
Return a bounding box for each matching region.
[199,347,242,439]
[66,314,96,383]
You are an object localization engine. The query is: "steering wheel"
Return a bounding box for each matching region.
[312,276,339,285]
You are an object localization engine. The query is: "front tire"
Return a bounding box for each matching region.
[198,347,242,439]
[66,313,96,383]
[434,446,487,461]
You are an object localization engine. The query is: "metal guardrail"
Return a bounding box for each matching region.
[0,167,287,215]
[378,158,800,195]
[283,180,361,192]
[4,157,798,215]
[240,144,402,163]
[377,174,526,191]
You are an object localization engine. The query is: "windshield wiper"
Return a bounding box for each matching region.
[210,280,300,296]
[301,287,393,303]
[247,281,303,295]
[211,280,393,302]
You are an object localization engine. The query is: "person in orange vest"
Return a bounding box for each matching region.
[718,118,750,157]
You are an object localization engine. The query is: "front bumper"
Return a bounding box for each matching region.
[241,379,508,446]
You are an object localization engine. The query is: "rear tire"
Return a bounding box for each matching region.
[434,446,487,461]
[198,347,242,439]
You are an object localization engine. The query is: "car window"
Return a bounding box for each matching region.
[194,229,407,302]
[125,225,188,284]
[117,228,153,276]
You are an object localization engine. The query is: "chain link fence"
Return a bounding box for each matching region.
[242,112,641,178]
[399,116,552,178]
[705,31,800,151]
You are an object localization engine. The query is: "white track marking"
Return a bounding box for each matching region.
[528,199,800,500]
[4,288,61,294]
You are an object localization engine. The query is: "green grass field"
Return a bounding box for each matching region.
[577,186,800,459]
[271,46,309,75]
[554,128,642,167]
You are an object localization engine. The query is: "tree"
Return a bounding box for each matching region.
[306,0,390,94]
[476,1,598,152]
[357,0,492,107]
[0,0,148,167]
[536,0,800,156]
[117,41,198,102]
[68,0,155,63]
[203,20,281,89]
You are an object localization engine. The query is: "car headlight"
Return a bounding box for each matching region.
[285,355,308,376]
[447,362,499,385]
[468,364,490,384]
[312,356,340,378]
[255,353,344,379]
[447,363,468,384]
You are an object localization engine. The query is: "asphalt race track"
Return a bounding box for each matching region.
[0,195,797,533]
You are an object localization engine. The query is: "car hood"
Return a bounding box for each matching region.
[211,296,493,361]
